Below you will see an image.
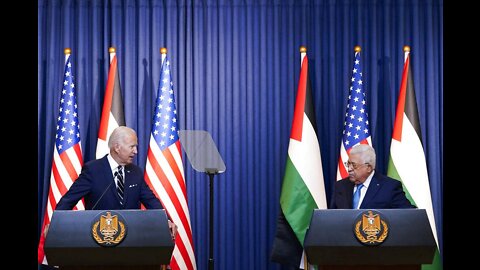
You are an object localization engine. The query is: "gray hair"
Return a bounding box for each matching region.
[350,144,376,169]
[108,126,136,148]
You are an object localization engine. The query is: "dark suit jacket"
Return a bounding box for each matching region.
[56,155,163,210]
[329,172,415,209]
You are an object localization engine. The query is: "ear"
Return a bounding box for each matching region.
[114,143,121,153]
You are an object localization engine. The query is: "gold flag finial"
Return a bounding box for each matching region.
[109,47,116,53]
[403,45,411,52]
[64,48,71,55]
[160,47,167,54]
[354,45,361,52]
[299,46,307,53]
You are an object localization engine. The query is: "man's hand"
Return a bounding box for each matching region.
[168,220,178,241]
[44,223,50,237]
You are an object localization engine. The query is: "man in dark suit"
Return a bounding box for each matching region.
[330,144,415,209]
[55,126,177,237]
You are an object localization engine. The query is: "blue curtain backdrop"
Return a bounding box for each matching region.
[38,0,443,269]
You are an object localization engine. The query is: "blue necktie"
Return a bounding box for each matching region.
[352,183,364,209]
[115,165,124,204]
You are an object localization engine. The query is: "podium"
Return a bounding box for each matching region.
[304,209,436,270]
[44,209,174,270]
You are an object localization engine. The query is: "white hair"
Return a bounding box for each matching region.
[350,144,376,169]
[108,126,136,148]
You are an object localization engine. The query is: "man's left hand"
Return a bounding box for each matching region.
[168,220,178,241]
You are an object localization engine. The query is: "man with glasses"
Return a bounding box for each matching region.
[330,144,415,209]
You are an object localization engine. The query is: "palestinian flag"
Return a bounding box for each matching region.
[271,51,327,268]
[96,47,126,158]
[387,47,442,270]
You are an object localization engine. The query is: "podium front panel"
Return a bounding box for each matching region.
[45,209,174,266]
[304,209,436,266]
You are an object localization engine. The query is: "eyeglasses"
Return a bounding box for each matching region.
[344,161,369,170]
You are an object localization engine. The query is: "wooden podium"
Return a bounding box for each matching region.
[44,209,174,270]
[304,209,436,270]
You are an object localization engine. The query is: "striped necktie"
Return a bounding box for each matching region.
[352,183,364,209]
[115,165,124,204]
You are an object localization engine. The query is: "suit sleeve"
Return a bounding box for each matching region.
[390,180,416,209]
[329,181,339,209]
[55,165,93,210]
[139,180,164,209]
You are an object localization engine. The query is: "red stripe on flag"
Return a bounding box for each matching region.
[39,169,64,263]
[163,147,187,199]
[58,151,79,181]
[174,233,194,270]
[175,141,183,159]
[169,258,179,270]
[37,212,48,263]
[337,158,348,179]
[73,143,83,165]
[47,187,57,211]
[51,161,68,195]
[52,161,80,211]
[392,56,409,141]
[147,150,174,195]
[38,237,45,263]
[290,56,308,141]
[98,56,117,140]
[147,150,193,237]
[144,155,162,202]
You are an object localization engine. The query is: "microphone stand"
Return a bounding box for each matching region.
[91,180,114,210]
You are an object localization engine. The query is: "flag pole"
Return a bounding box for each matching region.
[155,47,198,270]
[300,45,307,64]
[403,45,410,61]
[161,47,167,64]
[299,45,310,270]
[159,47,167,270]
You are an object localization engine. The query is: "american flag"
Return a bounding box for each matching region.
[144,53,197,270]
[336,49,372,180]
[38,50,85,264]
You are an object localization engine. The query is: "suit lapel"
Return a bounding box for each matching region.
[101,156,117,195]
[122,165,132,207]
[361,174,381,208]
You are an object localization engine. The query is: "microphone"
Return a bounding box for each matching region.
[91,180,115,210]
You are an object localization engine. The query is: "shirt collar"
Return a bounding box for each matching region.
[107,154,121,172]
[362,170,375,188]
